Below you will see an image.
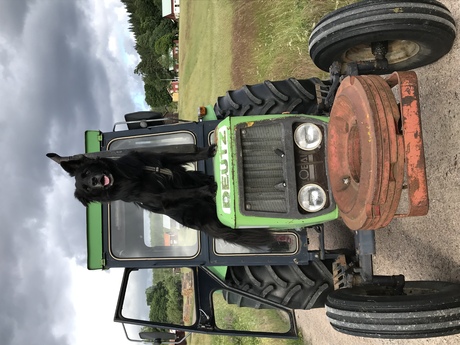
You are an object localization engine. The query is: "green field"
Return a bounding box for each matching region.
[178,0,358,120]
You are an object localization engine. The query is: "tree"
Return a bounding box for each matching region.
[164,276,183,323]
[144,83,172,108]
[155,33,175,56]
[121,0,179,108]
[147,281,168,323]
[144,272,184,325]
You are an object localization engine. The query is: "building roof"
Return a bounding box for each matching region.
[162,0,172,16]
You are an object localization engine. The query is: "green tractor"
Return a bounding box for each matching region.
[63,0,460,343]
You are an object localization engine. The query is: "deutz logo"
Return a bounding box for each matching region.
[219,126,231,214]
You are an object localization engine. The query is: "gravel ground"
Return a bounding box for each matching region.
[295,1,460,344]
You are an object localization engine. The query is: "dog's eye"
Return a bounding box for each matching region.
[85,186,91,192]
[81,170,89,178]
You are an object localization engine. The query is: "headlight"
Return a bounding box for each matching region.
[294,123,322,150]
[298,184,327,212]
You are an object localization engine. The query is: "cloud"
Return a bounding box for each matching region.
[0,0,146,344]
[0,0,33,38]
[0,200,76,345]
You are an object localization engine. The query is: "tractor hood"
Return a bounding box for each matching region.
[213,114,339,230]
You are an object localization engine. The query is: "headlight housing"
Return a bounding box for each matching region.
[298,184,327,212]
[294,123,322,150]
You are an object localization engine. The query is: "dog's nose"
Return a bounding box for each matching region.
[92,177,99,186]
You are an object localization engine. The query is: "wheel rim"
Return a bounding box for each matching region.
[341,40,421,65]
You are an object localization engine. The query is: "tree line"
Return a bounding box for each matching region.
[144,268,183,327]
[121,0,178,109]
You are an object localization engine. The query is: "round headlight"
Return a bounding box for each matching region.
[298,184,327,212]
[294,123,322,150]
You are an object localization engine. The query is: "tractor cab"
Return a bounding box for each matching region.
[84,112,326,341]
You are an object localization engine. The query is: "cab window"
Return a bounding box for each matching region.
[106,132,200,260]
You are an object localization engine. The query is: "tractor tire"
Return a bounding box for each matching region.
[326,281,460,339]
[214,78,320,119]
[223,261,334,310]
[309,0,456,74]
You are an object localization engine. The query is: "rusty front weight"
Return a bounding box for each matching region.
[385,71,429,218]
[327,72,428,231]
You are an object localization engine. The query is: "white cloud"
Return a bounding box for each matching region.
[63,2,147,343]
[82,0,148,128]
[70,263,127,345]
[0,0,148,344]
[43,152,131,345]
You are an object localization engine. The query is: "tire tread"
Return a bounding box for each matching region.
[224,263,334,310]
[214,78,320,119]
[325,281,460,338]
[309,0,456,73]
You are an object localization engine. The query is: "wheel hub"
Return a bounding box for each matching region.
[341,40,421,65]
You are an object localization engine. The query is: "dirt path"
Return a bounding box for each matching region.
[230,0,259,88]
[296,1,460,344]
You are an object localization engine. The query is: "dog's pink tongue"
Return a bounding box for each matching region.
[103,175,110,186]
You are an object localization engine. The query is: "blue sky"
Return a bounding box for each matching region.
[0,0,148,344]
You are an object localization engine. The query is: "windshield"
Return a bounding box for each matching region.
[107,131,201,260]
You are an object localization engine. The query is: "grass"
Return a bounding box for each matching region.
[189,291,306,345]
[178,0,234,119]
[178,0,358,121]
[230,0,331,86]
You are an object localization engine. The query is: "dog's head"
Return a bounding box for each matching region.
[47,153,115,206]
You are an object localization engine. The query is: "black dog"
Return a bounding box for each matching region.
[47,146,281,249]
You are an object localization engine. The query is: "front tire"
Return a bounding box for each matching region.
[309,0,456,74]
[326,281,460,339]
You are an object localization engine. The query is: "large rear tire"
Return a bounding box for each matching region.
[309,0,456,74]
[214,78,320,119]
[224,262,334,310]
[326,281,460,339]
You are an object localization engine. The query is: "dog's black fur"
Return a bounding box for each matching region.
[47,146,280,248]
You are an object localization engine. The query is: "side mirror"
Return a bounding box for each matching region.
[139,331,175,344]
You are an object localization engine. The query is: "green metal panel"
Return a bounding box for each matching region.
[85,130,102,153]
[201,104,218,121]
[207,266,227,281]
[84,131,105,270]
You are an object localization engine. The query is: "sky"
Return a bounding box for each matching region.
[0,0,149,344]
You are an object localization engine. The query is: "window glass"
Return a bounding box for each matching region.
[212,290,291,333]
[214,233,299,255]
[122,268,196,327]
[107,132,200,259]
[109,131,194,150]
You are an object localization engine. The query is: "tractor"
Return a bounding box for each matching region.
[55,1,460,343]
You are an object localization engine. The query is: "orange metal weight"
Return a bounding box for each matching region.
[386,72,429,218]
[327,72,428,230]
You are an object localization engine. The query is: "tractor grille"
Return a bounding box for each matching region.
[239,123,288,213]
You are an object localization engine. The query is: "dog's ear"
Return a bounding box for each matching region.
[74,189,91,207]
[60,160,86,177]
[46,153,89,177]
